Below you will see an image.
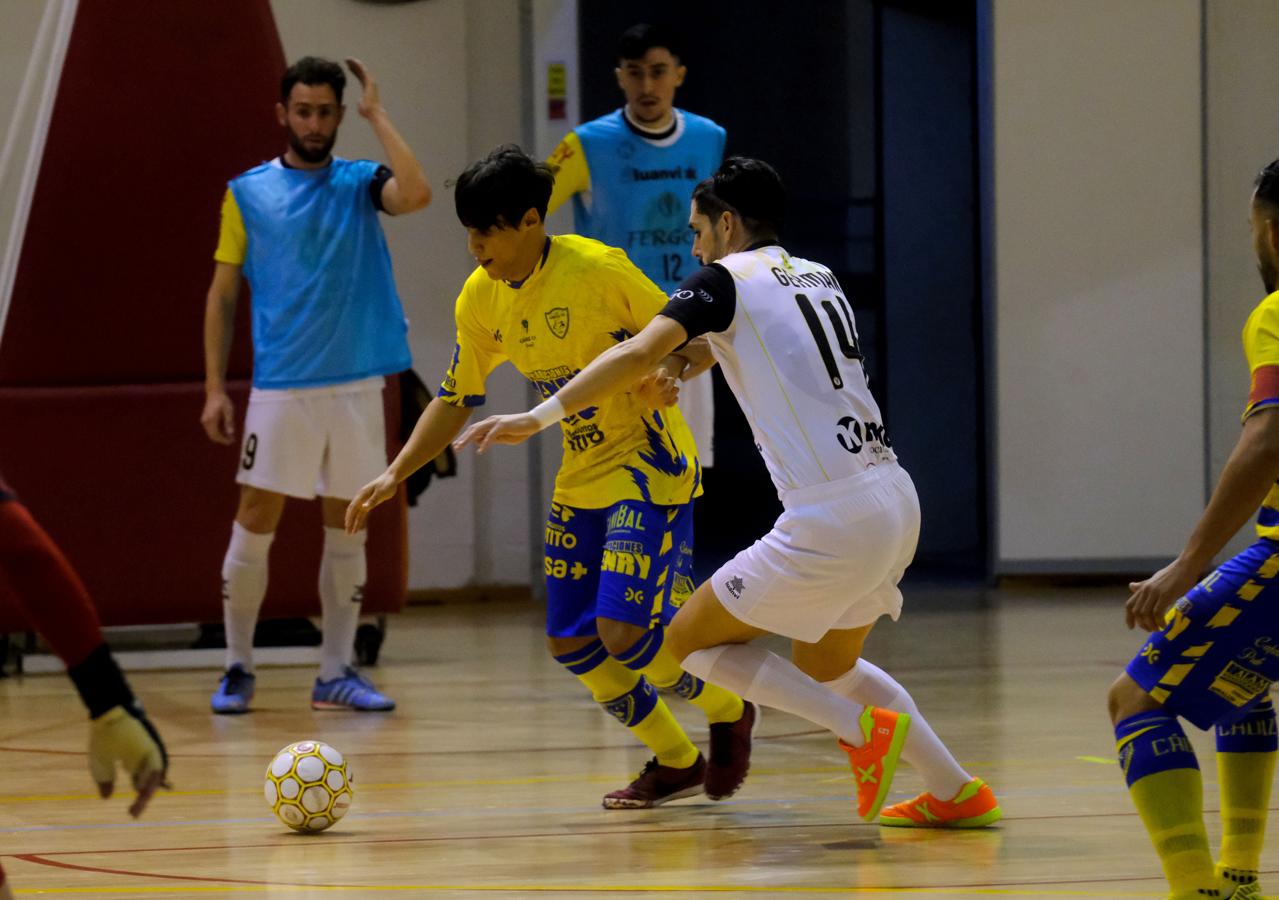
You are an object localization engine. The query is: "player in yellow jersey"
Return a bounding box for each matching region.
[347,145,754,808]
[1107,160,1279,900]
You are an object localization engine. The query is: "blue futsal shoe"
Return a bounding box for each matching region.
[311,666,396,711]
[210,664,256,714]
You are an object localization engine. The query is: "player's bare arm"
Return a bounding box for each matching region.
[345,397,472,533]
[633,351,691,408]
[200,262,243,445]
[675,336,715,380]
[346,57,431,215]
[1126,407,1279,631]
[455,315,689,454]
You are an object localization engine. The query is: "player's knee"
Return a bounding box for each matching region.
[1108,672,1160,725]
[596,617,646,656]
[235,487,284,533]
[546,634,594,658]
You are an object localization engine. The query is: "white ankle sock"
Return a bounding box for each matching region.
[221,522,274,672]
[824,659,971,799]
[682,644,865,745]
[318,527,366,681]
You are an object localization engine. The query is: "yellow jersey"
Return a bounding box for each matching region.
[1242,290,1279,538]
[439,234,702,509]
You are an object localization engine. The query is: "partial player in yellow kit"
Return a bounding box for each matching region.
[347,145,755,808]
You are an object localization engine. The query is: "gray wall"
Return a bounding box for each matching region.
[1204,1,1279,560]
[991,0,1206,571]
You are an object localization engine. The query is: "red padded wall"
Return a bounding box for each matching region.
[0,2,410,633]
[0,0,283,385]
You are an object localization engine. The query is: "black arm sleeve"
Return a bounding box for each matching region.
[369,164,393,212]
[657,263,737,341]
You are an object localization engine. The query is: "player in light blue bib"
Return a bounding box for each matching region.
[200,56,431,715]
[546,23,725,468]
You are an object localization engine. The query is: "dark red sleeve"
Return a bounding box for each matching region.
[0,498,105,667]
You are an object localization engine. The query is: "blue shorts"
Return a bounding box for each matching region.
[1127,538,1279,730]
[544,499,695,638]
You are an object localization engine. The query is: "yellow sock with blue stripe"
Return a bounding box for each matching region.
[1215,698,1276,889]
[1116,711,1219,899]
[555,640,701,769]
[614,626,746,725]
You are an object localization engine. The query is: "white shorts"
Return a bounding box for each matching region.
[712,463,920,643]
[236,377,387,501]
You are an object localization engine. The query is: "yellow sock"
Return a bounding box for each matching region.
[1217,750,1275,874]
[1129,769,1217,897]
[555,640,700,769]
[1215,698,1277,881]
[1116,712,1216,898]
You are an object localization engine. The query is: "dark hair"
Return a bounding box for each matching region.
[1257,159,1279,210]
[617,22,683,63]
[454,144,555,230]
[692,157,785,237]
[280,56,346,105]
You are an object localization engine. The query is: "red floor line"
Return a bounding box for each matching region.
[12,853,334,888]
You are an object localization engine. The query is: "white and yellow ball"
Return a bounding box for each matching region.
[264,740,353,833]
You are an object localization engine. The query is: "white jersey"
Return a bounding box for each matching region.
[660,243,896,496]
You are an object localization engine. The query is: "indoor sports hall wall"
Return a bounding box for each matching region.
[1203,1,1279,562]
[267,0,579,591]
[990,0,1205,572]
[991,0,1279,573]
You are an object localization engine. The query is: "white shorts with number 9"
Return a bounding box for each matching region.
[236,377,387,501]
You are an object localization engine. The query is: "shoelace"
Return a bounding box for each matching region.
[635,758,661,779]
[224,668,253,692]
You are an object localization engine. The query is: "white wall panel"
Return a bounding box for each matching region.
[993,0,1205,568]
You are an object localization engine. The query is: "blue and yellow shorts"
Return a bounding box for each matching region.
[1127,538,1279,730]
[543,499,694,638]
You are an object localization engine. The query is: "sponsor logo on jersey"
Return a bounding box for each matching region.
[626,228,692,249]
[672,287,714,303]
[622,165,699,183]
[545,307,570,339]
[836,417,892,455]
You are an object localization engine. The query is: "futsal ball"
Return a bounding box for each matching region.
[264,740,353,833]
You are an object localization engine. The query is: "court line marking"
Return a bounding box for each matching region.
[9,852,1183,895]
[0,751,1150,806]
[0,728,831,761]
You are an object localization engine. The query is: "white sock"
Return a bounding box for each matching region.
[682,644,866,745]
[318,527,366,681]
[221,522,274,672]
[824,659,971,799]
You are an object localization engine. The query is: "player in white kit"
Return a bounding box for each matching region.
[455,157,1000,826]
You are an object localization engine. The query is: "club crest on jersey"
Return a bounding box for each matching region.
[546,307,570,339]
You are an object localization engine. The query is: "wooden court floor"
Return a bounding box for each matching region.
[1,585,1274,898]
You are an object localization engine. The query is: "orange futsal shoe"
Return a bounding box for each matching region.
[878,778,1002,828]
[838,706,911,822]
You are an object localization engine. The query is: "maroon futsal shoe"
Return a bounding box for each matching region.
[705,701,758,800]
[602,754,707,809]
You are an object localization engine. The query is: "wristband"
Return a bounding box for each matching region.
[530,395,566,430]
[68,643,136,719]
